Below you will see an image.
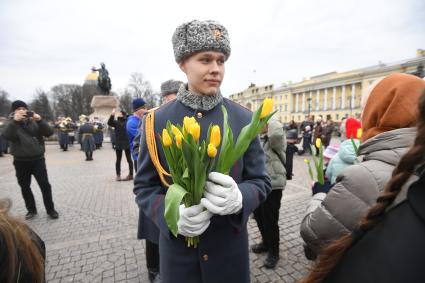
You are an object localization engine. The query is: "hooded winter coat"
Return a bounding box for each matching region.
[301,128,418,254]
[324,169,425,283]
[325,139,360,184]
[300,73,425,255]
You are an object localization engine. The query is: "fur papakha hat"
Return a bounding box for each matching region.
[161,80,183,96]
[172,20,231,63]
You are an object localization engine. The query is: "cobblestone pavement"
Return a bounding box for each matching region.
[0,142,316,283]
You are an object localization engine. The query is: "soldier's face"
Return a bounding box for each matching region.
[179,51,225,96]
[163,93,177,104]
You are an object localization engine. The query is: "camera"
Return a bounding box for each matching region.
[26,111,34,118]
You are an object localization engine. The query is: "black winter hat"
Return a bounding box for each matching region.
[286,129,298,140]
[11,100,28,111]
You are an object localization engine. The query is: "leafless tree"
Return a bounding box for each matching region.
[0,88,12,117]
[30,88,54,121]
[127,72,160,108]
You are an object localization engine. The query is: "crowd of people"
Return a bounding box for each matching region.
[0,19,424,283]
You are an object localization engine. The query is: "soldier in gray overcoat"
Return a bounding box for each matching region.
[79,117,95,161]
[133,20,271,283]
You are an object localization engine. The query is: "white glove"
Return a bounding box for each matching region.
[201,172,243,216]
[177,203,213,237]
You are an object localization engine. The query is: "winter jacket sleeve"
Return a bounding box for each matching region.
[300,163,381,253]
[268,120,286,162]
[126,116,138,143]
[2,120,20,142]
[133,116,171,239]
[36,120,53,137]
[107,115,116,128]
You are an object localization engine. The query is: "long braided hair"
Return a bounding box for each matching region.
[300,90,425,283]
[0,199,44,283]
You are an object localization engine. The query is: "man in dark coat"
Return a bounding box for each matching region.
[2,100,59,220]
[134,20,271,283]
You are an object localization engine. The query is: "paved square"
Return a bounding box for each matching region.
[0,143,313,282]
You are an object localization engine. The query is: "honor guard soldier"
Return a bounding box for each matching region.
[133,20,271,283]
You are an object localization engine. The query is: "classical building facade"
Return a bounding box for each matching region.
[229,50,425,123]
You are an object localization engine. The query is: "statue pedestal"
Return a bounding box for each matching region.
[90,96,119,122]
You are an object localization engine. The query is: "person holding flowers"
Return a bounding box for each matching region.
[300,73,425,258]
[133,20,271,283]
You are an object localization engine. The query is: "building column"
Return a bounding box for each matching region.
[332,87,336,110]
[302,92,305,112]
[316,90,320,111]
[341,85,346,109]
[324,88,328,111]
[351,84,356,109]
[295,94,299,113]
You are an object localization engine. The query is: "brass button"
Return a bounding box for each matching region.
[202,254,208,261]
[197,112,203,118]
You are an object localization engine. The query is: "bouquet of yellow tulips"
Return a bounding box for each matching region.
[161,98,276,247]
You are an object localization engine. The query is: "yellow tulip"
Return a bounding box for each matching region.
[175,134,183,149]
[207,144,217,158]
[209,125,221,147]
[189,123,200,142]
[260,98,273,119]
[356,128,363,139]
[172,125,182,137]
[304,158,309,164]
[183,116,197,133]
[162,129,172,147]
[315,138,322,149]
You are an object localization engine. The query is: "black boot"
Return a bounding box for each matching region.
[264,251,279,269]
[148,268,159,282]
[85,152,89,161]
[88,152,93,160]
[251,243,268,254]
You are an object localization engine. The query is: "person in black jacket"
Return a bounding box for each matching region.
[108,109,133,181]
[2,100,59,220]
[301,88,425,283]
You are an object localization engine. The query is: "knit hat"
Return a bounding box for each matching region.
[323,144,339,160]
[161,80,183,96]
[361,73,425,142]
[286,129,298,140]
[132,98,146,111]
[172,20,231,63]
[11,100,28,111]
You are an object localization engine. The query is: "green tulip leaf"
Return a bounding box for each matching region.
[164,184,188,237]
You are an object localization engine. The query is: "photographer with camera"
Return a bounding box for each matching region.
[2,100,59,220]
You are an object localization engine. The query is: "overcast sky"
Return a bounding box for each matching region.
[1,0,424,102]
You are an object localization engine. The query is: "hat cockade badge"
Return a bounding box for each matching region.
[213,29,222,41]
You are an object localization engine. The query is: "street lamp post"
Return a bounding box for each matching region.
[307,97,312,117]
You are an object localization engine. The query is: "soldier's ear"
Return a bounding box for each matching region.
[178,62,187,74]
